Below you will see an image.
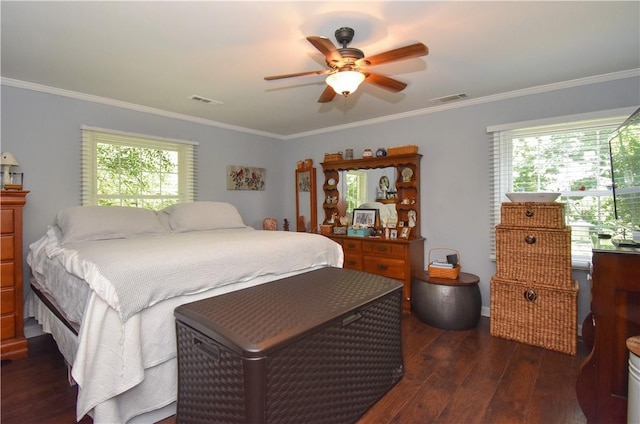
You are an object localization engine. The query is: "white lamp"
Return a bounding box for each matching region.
[1,152,19,190]
[326,71,365,97]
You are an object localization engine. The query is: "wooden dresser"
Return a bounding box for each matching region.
[1,190,28,360]
[321,153,425,305]
[326,235,424,302]
[576,246,640,423]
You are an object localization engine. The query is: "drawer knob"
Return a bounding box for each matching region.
[347,260,357,266]
[347,243,356,249]
[377,247,388,252]
[525,209,534,218]
[377,264,389,271]
[524,235,536,244]
[524,289,537,302]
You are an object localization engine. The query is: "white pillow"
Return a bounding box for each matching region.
[163,201,246,232]
[56,205,168,244]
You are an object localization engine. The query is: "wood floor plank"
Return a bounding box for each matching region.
[1,316,588,424]
[432,332,516,424]
[524,342,587,424]
[482,343,544,424]
[384,319,494,423]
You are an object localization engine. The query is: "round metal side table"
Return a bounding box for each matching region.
[411,270,481,331]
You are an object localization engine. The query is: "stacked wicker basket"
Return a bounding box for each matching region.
[490,202,578,355]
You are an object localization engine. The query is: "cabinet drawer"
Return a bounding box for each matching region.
[0,210,14,234]
[0,262,14,287]
[342,239,363,253]
[362,241,405,258]
[0,236,15,261]
[1,314,16,340]
[1,288,15,314]
[343,253,363,271]
[363,256,406,280]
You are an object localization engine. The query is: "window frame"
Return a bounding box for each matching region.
[81,126,197,209]
[487,107,635,266]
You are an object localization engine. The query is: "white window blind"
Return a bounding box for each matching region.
[81,127,197,209]
[488,112,629,263]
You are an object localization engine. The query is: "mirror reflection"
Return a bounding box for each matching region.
[296,168,317,232]
[339,167,398,226]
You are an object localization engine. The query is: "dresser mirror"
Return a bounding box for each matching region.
[295,167,317,232]
[337,167,397,217]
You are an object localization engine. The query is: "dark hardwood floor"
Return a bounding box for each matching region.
[1,315,588,424]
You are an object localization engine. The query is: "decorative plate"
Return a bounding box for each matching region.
[401,167,413,182]
[327,178,336,186]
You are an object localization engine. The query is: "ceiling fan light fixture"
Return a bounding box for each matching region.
[326,71,365,97]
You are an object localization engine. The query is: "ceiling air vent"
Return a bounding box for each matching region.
[188,95,223,105]
[430,93,468,103]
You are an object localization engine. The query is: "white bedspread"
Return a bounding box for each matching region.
[28,227,343,422]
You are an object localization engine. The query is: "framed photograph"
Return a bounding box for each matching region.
[398,221,405,227]
[400,226,411,239]
[352,208,378,228]
[390,229,398,240]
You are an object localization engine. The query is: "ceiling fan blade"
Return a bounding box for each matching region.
[357,43,428,67]
[364,72,407,92]
[317,85,337,103]
[264,69,331,81]
[307,36,344,67]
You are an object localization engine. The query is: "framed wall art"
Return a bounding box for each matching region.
[227,166,265,191]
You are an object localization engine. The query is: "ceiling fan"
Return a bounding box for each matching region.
[264,27,429,103]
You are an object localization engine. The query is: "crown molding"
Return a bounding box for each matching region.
[0,77,281,140]
[3,69,638,140]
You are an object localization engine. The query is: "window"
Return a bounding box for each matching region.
[82,127,197,210]
[344,170,367,216]
[488,110,631,264]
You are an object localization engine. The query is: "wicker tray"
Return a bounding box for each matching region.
[428,248,460,279]
[501,202,565,229]
[490,277,578,355]
[387,145,418,156]
[324,152,343,162]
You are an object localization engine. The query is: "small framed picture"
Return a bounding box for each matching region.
[390,229,398,239]
[352,208,378,228]
[401,227,411,239]
[398,221,405,227]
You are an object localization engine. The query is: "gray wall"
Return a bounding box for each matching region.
[2,75,639,331]
[282,75,640,326]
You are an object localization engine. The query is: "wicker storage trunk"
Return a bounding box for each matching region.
[491,201,578,355]
[174,267,404,424]
[490,277,578,355]
[500,202,565,228]
[495,225,572,287]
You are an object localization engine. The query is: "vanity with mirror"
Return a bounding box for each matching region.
[321,153,425,304]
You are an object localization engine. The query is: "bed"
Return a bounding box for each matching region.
[26,201,343,423]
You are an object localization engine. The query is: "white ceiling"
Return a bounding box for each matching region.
[2,1,639,138]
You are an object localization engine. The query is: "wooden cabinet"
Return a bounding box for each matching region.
[328,235,424,302]
[1,190,28,360]
[576,247,640,423]
[321,154,425,304]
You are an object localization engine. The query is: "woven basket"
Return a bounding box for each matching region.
[501,202,565,229]
[495,225,572,287]
[428,248,460,279]
[490,277,578,355]
[324,152,343,162]
[387,145,418,156]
